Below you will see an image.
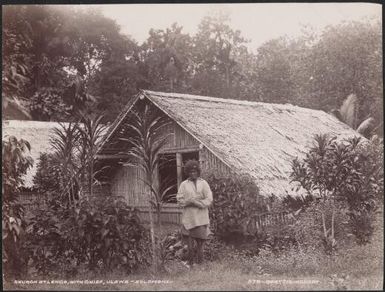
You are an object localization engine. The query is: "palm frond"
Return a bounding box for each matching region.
[356,117,375,138]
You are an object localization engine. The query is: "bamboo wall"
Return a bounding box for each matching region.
[110,162,149,206]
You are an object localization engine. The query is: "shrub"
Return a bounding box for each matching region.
[2,136,33,279]
[282,193,314,211]
[291,201,354,253]
[348,210,375,245]
[155,231,184,272]
[254,225,297,255]
[24,196,151,277]
[291,134,383,247]
[205,172,267,242]
[205,172,297,255]
[33,152,62,195]
[348,135,384,244]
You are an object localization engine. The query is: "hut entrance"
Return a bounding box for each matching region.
[158,150,199,203]
[158,153,178,203]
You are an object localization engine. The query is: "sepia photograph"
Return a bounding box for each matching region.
[2,1,383,290]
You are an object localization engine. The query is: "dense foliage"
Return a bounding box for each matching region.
[288,201,353,253]
[16,115,152,279]
[2,136,33,277]
[33,152,61,195]
[3,6,382,135]
[205,172,299,254]
[3,6,138,121]
[291,134,384,246]
[205,172,267,242]
[204,134,383,255]
[24,196,151,277]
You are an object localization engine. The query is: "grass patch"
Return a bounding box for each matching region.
[5,240,382,291]
[4,223,382,291]
[5,258,382,291]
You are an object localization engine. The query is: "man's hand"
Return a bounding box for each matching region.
[185,198,205,208]
[184,198,195,207]
[191,199,205,209]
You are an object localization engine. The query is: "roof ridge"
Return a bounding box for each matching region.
[143,89,265,106]
[142,90,324,114]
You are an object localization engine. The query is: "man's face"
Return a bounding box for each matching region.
[188,170,199,180]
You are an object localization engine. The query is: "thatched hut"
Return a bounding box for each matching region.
[95,90,361,222]
[3,90,362,223]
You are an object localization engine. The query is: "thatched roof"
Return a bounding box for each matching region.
[2,120,64,188]
[100,90,363,197]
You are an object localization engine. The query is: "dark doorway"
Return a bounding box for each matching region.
[158,153,177,203]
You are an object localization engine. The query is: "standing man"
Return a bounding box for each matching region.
[176,159,213,266]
